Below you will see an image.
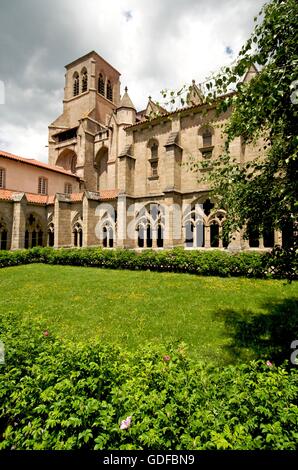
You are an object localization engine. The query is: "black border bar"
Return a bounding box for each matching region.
[0,450,297,467]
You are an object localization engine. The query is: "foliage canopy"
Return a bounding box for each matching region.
[204,0,298,247]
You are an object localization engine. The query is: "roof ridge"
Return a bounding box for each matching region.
[0,188,119,204]
[0,150,80,178]
[125,91,235,130]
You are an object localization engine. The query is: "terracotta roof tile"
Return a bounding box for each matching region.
[26,193,49,204]
[0,189,15,201]
[0,150,80,178]
[0,189,119,204]
[0,189,52,205]
[99,189,119,200]
[70,192,84,202]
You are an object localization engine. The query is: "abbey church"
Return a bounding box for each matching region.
[0,51,282,251]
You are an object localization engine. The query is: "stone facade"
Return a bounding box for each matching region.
[0,52,283,251]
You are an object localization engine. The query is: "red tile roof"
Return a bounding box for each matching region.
[0,189,119,205]
[25,193,49,204]
[0,189,15,201]
[70,192,84,202]
[99,189,119,200]
[0,189,51,205]
[0,150,80,178]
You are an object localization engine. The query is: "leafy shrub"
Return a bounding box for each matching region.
[0,314,298,450]
[264,245,298,282]
[0,246,287,278]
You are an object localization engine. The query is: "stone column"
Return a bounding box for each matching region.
[182,225,186,248]
[82,195,89,248]
[152,229,157,249]
[143,225,147,248]
[83,191,103,247]
[53,195,72,248]
[11,194,26,250]
[193,223,197,248]
[228,228,243,251]
[274,230,282,246]
[205,225,211,248]
[163,192,183,249]
[218,226,223,248]
[117,147,135,195]
[240,227,250,250]
[117,193,127,248]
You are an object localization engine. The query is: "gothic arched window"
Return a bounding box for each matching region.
[95,147,108,191]
[157,225,164,248]
[137,225,145,248]
[81,68,88,93]
[148,141,159,178]
[38,230,43,247]
[203,128,213,147]
[0,219,8,250]
[107,80,113,101]
[25,230,29,249]
[248,223,260,248]
[73,223,83,248]
[210,221,219,247]
[200,128,214,162]
[98,73,105,96]
[24,214,45,249]
[146,224,152,248]
[73,72,79,96]
[48,223,54,247]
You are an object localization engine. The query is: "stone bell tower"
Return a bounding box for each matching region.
[48,51,121,191]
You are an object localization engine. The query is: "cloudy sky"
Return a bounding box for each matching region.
[0,0,266,162]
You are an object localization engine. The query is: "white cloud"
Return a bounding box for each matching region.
[0,123,48,162]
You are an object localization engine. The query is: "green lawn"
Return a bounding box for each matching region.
[0,264,297,364]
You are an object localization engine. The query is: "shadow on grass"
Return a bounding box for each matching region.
[217,298,298,364]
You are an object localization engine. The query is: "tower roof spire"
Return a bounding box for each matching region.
[118,86,136,109]
[186,80,204,106]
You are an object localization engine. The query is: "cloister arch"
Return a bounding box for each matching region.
[0,216,8,250]
[47,223,55,247]
[97,210,116,248]
[135,203,165,248]
[71,212,83,248]
[247,221,275,249]
[183,199,227,249]
[73,222,83,247]
[25,213,45,249]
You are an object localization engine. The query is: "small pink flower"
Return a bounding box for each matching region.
[43,330,49,337]
[163,355,171,362]
[120,416,132,430]
[266,360,273,367]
